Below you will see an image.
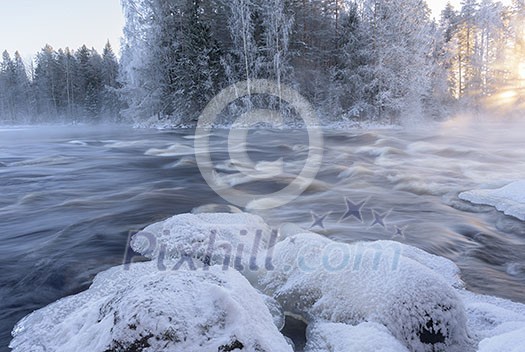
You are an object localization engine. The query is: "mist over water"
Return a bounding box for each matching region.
[0,122,524,351]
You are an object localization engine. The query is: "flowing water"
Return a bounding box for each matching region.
[1,122,524,351]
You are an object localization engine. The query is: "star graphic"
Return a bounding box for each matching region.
[310,211,331,229]
[369,209,391,229]
[340,197,367,222]
[392,225,408,240]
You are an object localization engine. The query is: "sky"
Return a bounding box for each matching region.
[0,0,124,61]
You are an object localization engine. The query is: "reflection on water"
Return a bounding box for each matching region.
[0,121,524,350]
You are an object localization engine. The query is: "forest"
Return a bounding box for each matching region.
[0,0,524,125]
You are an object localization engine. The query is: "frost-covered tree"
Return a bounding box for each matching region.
[356,0,435,122]
[323,3,366,119]
[220,0,260,87]
[172,0,222,119]
[101,42,121,120]
[120,0,223,121]
[0,51,33,122]
[0,51,16,120]
[34,45,60,117]
[119,0,165,121]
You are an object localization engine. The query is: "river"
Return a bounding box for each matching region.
[0,121,524,351]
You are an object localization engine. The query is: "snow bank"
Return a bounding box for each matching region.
[10,212,525,352]
[459,180,525,221]
[10,262,292,352]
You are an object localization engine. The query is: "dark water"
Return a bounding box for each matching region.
[1,122,524,351]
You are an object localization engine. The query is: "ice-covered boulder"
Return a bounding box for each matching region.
[259,232,470,352]
[129,213,276,281]
[459,180,525,221]
[10,263,292,352]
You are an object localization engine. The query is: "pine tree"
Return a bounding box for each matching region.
[0,51,17,120]
[13,51,33,120]
[34,45,60,117]
[101,41,121,120]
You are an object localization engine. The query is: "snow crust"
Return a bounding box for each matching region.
[10,212,525,352]
[459,180,525,221]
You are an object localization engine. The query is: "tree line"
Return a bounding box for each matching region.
[0,43,120,123]
[1,0,524,125]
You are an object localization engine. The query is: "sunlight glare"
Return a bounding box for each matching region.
[519,62,525,80]
[500,90,518,100]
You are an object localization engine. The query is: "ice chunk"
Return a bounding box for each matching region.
[10,263,292,352]
[459,180,525,221]
[259,232,470,352]
[305,322,409,352]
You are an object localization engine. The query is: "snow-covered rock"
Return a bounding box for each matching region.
[10,262,292,352]
[258,232,470,352]
[130,213,275,281]
[305,322,409,352]
[459,180,525,221]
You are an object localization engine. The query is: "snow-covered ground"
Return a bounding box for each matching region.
[460,180,525,221]
[10,213,525,352]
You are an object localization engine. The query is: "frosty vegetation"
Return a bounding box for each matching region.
[1,0,524,125]
[0,43,120,124]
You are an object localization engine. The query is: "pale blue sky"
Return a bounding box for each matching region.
[0,0,124,60]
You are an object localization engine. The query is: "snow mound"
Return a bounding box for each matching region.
[130,213,275,281]
[10,262,292,352]
[305,322,409,352]
[258,231,470,352]
[459,180,525,221]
